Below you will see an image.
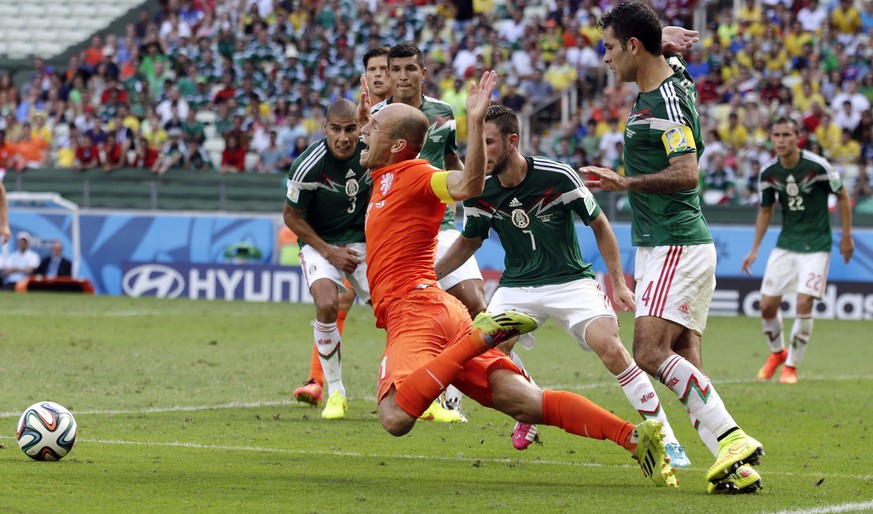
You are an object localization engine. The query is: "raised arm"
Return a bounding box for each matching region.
[445,70,497,200]
[741,204,775,275]
[435,234,483,281]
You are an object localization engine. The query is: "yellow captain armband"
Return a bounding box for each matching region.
[661,125,697,155]
[430,171,455,203]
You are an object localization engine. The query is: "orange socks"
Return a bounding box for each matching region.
[394,333,490,417]
[336,309,348,335]
[542,390,636,451]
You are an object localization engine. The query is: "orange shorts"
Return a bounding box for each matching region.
[376,287,522,409]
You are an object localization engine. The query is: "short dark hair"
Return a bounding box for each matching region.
[772,116,799,133]
[363,46,390,68]
[599,2,663,55]
[388,42,425,69]
[485,105,519,138]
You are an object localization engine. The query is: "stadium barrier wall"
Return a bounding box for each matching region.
[8,209,873,318]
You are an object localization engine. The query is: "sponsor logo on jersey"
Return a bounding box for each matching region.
[380,173,394,195]
[511,209,530,228]
[678,303,689,314]
[345,169,356,178]
[625,128,636,139]
[286,180,300,203]
[430,135,443,144]
[509,197,522,207]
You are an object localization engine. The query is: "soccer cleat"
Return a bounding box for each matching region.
[631,420,679,488]
[472,311,538,348]
[706,430,764,482]
[707,464,763,494]
[321,390,347,420]
[439,392,468,422]
[293,379,323,406]
[512,422,539,450]
[780,365,798,384]
[665,443,692,468]
[756,349,788,381]
[419,399,465,423]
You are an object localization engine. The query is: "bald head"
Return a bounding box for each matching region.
[383,103,428,155]
[326,98,357,121]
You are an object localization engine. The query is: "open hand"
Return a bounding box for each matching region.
[466,70,498,123]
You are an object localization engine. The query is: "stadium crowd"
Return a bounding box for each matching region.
[0,0,871,205]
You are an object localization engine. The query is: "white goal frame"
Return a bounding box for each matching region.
[7,192,81,278]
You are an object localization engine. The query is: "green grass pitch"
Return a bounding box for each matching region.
[0,293,871,513]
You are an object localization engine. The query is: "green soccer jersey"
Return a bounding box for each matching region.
[284,139,371,247]
[623,56,712,247]
[463,156,601,288]
[759,149,842,252]
[371,95,459,229]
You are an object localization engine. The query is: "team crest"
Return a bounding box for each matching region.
[511,209,530,228]
[345,179,359,197]
[380,173,394,195]
[785,175,799,197]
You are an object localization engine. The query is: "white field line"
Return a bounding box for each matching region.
[0,309,276,317]
[0,434,870,484]
[772,500,873,514]
[2,375,870,420]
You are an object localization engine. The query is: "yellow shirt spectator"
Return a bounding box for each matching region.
[544,61,578,91]
[815,119,843,153]
[717,116,749,150]
[831,0,862,36]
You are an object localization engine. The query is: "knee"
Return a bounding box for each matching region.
[379,396,415,437]
[314,300,339,322]
[380,416,414,437]
[631,341,662,376]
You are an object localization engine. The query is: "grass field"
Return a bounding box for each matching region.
[0,293,871,513]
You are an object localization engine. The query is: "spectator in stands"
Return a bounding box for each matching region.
[832,79,871,118]
[131,136,159,170]
[74,134,101,171]
[219,133,247,173]
[2,232,40,289]
[798,0,829,33]
[831,128,862,167]
[13,122,49,170]
[257,130,288,174]
[816,111,843,154]
[0,129,19,172]
[152,128,187,175]
[702,151,738,205]
[84,35,105,71]
[33,241,72,279]
[102,132,126,173]
[183,137,212,172]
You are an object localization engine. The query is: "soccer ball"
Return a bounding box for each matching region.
[16,401,78,461]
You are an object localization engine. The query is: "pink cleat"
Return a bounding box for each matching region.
[512,422,539,450]
[293,379,324,406]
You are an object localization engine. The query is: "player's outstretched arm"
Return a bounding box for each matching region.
[446,70,497,200]
[837,187,854,263]
[590,214,635,311]
[741,205,775,275]
[283,203,360,274]
[435,234,483,281]
[582,152,699,193]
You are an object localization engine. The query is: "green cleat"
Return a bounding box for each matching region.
[321,390,347,420]
[707,464,763,494]
[706,430,764,482]
[472,311,538,348]
[632,420,679,488]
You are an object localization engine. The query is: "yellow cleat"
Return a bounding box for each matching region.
[632,420,679,488]
[321,390,347,420]
[472,311,538,348]
[706,430,764,482]
[707,464,763,494]
[419,398,466,423]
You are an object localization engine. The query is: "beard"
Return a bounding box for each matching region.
[490,148,511,176]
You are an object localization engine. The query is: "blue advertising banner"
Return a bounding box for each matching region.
[8,211,277,295]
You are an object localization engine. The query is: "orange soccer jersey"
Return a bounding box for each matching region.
[365,158,452,327]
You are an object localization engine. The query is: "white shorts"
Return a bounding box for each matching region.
[633,244,716,335]
[487,278,616,352]
[436,228,483,290]
[760,248,830,299]
[299,242,371,303]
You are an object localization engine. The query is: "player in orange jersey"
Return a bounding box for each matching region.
[356,71,677,487]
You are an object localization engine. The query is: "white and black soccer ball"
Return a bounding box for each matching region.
[16,401,78,461]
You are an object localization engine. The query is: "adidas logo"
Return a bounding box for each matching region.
[345,169,356,178]
[678,303,689,314]
[509,197,522,207]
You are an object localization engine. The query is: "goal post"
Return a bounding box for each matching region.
[6,192,81,278]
